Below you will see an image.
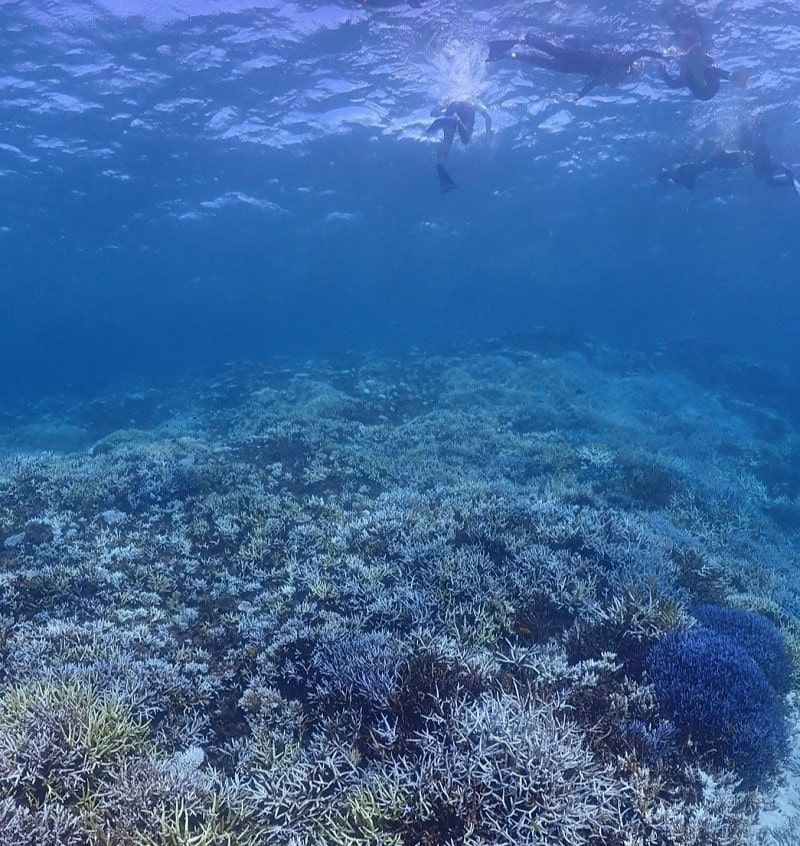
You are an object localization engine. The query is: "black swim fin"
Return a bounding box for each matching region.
[437,163,457,193]
[487,39,517,62]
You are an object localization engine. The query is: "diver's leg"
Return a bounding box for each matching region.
[522,34,564,57]
[434,124,457,165]
[427,116,455,136]
[431,124,458,191]
[514,54,560,71]
[436,163,457,193]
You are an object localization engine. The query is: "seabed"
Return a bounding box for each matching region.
[1,334,799,845]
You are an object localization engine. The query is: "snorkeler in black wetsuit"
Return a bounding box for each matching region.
[658,45,735,101]
[487,33,664,99]
[659,148,749,189]
[658,3,745,100]
[659,124,799,194]
[427,100,492,193]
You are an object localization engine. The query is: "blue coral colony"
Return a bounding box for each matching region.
[2,4,800,846]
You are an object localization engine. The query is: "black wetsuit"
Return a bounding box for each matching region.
[427,100,490,193]
[661,134,799,194]
[659,48,730,100]
[428,101,477,145]
[660,150,748,189]
[488,33,663,97]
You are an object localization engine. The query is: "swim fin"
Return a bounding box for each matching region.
[437,163,457,193]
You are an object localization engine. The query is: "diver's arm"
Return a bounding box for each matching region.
[658,63,684,89]
[476,103,492,134]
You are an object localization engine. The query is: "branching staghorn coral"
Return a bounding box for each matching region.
[365,690,628,846]
[2,339,800,844]
[136,793,258,846]
[0,679,147,806]
[0,796,88,846]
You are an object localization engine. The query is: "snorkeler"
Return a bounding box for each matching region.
[659,127,800,195]
[487,33,664,99]
[659,148,749,190]
[427,100,492,193]
[657,45,743,100]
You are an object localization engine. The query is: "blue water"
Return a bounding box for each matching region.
[2,0,800,403]
[5,5,800,838]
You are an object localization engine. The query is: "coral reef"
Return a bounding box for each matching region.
[0,336,799,843]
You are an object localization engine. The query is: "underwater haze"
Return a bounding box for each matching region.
[2,0,800,401]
